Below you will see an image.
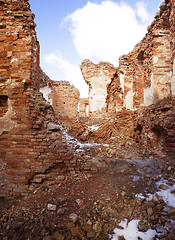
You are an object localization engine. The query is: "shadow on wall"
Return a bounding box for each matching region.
[151,125,168,150]
[0,95,8,118]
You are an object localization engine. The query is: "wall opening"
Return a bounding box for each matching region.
[0,95,8,118]
[151,125,167,150]
[134,124,143,133]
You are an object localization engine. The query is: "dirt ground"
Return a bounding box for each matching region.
[0,153,175,240]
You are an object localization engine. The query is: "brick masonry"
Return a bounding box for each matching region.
[80,0,175,114]
[0,0,76,197]
[39,70,80,122]
[0,0,174,197]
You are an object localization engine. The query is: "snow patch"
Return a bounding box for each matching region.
[156,180,175,208]
[112,219,157,240]
[137,178,175,208]
[87,125,100,131]
[61,128,107,150]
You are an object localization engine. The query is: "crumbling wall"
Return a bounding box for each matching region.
[39,70,80,122]
[106,71,124,113]
[79,98,89,120]
[117,0,175,110]
[170,0,175,96]
[118,0,173,111]
[81,0,175,115]
[0,0,76,197]
[133,98,175,155]
[80,60,117,117]
[50,81,80,121]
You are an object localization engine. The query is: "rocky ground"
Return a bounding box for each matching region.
[0,123,175,240]
[0,144,175,240]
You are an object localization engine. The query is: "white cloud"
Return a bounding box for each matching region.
[44,53,88,97]
[136,2,151,24]
[44,1,155,97]
[63,0,152,66]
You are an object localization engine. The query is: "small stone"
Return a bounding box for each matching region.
[47,203,57,211]
[43,236,52,240]
[85,223,92,232]
[52,232,65,240]
[87,231,95,238]
[67,222,75,228]
[71,226,79,236]
[118,236,125,240]
[139,223,148,232]
[152,193,159,202]
[121,191,126,197]
[171,189,175,194]
[93,221,101,232]
[47,123,60,131]
[168,208,175,217]
[57,208,66,215]
[147,207,153,216]
[69,213,78,223]
[32,132,38,136]
[37,100,50,109]
[159,184,168,190]
[168,166,172,171]
[76,198,84,207]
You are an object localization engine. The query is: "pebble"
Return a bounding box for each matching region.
[69,213,78,223]
[57,208,66,215]
[52,232,65,240]
[47,203,57,211]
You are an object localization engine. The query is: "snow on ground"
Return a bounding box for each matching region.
[137,177,175,208]
[111,219,157,240]
[62,128,108,150]
[137,180,175,208]
[87,125,100,131]
[155,179,175,208]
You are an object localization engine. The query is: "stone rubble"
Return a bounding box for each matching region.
[0,0,175,239]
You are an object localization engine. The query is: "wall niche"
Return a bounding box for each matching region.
[0,95,8,118]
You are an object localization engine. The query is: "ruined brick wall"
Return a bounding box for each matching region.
[81,0,175,116]
[49,81,80,122]
[0,0,75,197]
[80,60,117,117]
[116,0,174,111]
[79,98,89,120]
[39,72,80,122]
[170,0,175,96]
[133,98,175,155]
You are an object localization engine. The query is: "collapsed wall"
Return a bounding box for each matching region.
[81,0,175,114]
[118,0,175,111]
[80,60,117,117]
[39,70,80,123]
[133,98,175,155]
[80,0,175,155]
[0,0,76,197]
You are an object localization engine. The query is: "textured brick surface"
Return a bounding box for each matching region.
[0,0,75,197]
[81,0,175,115]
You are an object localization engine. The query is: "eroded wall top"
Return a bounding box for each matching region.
[80,0,175,117]
[80,59,117,116]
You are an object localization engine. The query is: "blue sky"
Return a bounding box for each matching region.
[29,0,162,97]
